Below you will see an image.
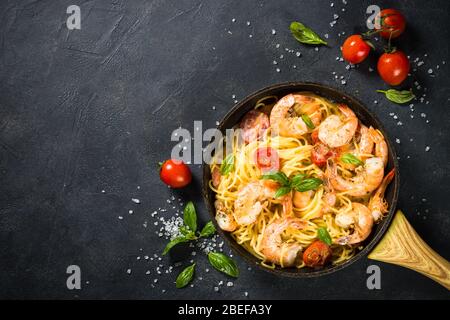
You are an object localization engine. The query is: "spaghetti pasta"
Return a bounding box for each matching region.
[210,92,393,269]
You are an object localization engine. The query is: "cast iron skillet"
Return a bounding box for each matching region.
[202,82,400,278]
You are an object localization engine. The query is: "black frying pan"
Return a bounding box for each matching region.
[202,82,400,278]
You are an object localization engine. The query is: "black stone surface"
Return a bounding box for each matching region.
[0,0,449,299]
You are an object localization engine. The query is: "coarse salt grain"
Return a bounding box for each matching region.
[131,198,140,204]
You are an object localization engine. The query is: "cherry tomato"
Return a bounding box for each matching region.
[303,240,332,267]
[211,167,221,188]
[377,50,410,86]
[311,143,333,167]
[159,159,192,188]
[240,110,269,143]
[376,9,406,39]
[341,35,371,64]
[254,147,280,173]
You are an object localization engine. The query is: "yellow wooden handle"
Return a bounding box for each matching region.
[368,210,450,290]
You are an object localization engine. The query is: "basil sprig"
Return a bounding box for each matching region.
[208,252,239,278]
[317,227,332,245]
[340,153,364,166]
[377,89,415,104]
[220,154,235,175]
[290,21,327,46]
[260,171,323,197]
[176,263,196,288]
[162,202,216,255]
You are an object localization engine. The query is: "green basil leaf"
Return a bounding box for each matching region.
[317,227,332,245]
[274,186,292,198]
[220,154,235,175]
[183,201,197,233]
[376,89,415,104]
[176,263,195,288]
[301,114,315,129]
[162,236,190,255]
[290,173,306,187]
[260,171,290,186]
[290,21,327,46]
[340,153,364,166]
[293,178,323,192]
[199,221,216,238]
[208,252,239,278]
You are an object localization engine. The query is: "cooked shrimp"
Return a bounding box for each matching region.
[327,157,384,197]
[321,192,336,214]
[318,104,358,148]
[293,190,314,209]
[359,124,374,155]
[335,202,374,245]
[270,94,322,138]
[369,127,388,167]
[234,181,292,225]
[261,217,307,266]
[211,167,221,188]
[369,169,395,221]
[215,200,237,232]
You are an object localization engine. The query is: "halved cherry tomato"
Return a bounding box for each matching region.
[341,35,371,64]
[254,147,280,173]
[377,50,410,86]
[303,240,332,267]
[311,143,333,167]
[375,9,406,39]
[240,110,270,143]
[159,159,192,188]
[211,167,221,188]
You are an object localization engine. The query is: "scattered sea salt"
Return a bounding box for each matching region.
[131,198,140,204]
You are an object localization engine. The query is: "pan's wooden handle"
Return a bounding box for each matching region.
[368,210,450,290]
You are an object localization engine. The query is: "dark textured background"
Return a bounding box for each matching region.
[0,0,449,299]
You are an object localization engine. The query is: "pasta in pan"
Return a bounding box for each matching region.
[210,92,394,269]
